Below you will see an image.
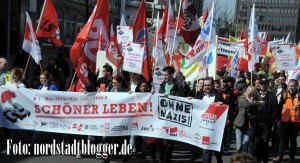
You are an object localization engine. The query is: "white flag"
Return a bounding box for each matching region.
[22,11,42,64]
[153,12,164,67]
[184,2,216,68]
[247,3,261,72]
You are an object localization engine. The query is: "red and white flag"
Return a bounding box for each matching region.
[23,11,42,65]
[106,24,123,68]
[36,0,62,46]
[178,0,201,46]
[70,0,109,84]
[184,2,216,68]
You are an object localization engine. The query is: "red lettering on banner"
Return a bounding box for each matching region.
[52,105,61,114]
[91,105,98,114]
[74,105,82,114]
[119,103,126,113]
[83,105,91,114]
[196,41,209,53]
[34,103,153,116]
[42,105,50,114]
[110,104,118,113]
[138,103,147,112]
[128,103,136,113]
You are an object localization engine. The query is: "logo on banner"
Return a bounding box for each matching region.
[49,122,59,128]
[89,125,98,130]
[158,96,193,127]
[169,127,178,136]
[60,123,71,130]
[141,125,154,132]
[1,90,31,123]
[72,124,84,131]
[127,46,133,52]
[40,121,48,127]
[132,122,139,130]
[194,133,202,143]
[111,125,128,131]
[202,136,210,145]
[179,130,193,139]
[200,102,228,126]
[118,30,124,35]
[99,123,110,133]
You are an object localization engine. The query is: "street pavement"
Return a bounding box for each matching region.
[0,133,300,163]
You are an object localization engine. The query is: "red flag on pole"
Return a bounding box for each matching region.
[158,0,168,44]
[106,24,123,68]
[132,0,151,81]
[36,0,62,46]
[178,0,201,46]
[69,0,109,84]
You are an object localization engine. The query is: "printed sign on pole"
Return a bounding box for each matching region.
[123,42,144,74]
[117,26,133,52]
[275,44,296,70]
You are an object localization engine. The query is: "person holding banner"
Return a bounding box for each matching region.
[5,67,26,88]
[191,77,219,163]
[233,86,265,154]
[94,63,113,92]
[102,75,130,163]
[38,71,57,91]
[157,66,190,163]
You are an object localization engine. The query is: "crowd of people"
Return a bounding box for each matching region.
[0,51,300,163]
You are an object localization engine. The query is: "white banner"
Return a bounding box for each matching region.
[275,44,296,70]
[0,86,228,151]
[123,42,144,74]
[117,26,133,52]
[217,40,243,56]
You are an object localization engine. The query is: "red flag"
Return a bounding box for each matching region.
[106,24,123,68]
[70,0,109,84]
[202,8,209,23]
[36,0,62,46]
[23,11,42,65]
[217,56,230,70]
[178,0,201,46]
[158,0,168,44]
[238,37,249,72]
[132,0,151,81]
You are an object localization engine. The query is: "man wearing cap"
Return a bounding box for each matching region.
[255,78,278,163]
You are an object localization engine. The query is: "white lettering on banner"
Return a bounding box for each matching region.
[0,86,228,152]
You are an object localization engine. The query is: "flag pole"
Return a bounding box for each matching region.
[36,0,47,35]
[170,0,182,66]
[206,2,214,78]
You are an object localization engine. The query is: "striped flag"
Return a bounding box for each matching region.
[230,49,241,77]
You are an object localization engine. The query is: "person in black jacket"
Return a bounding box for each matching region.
[157,66,190,163]
[234,69,247,95]
[255,78,278,163]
